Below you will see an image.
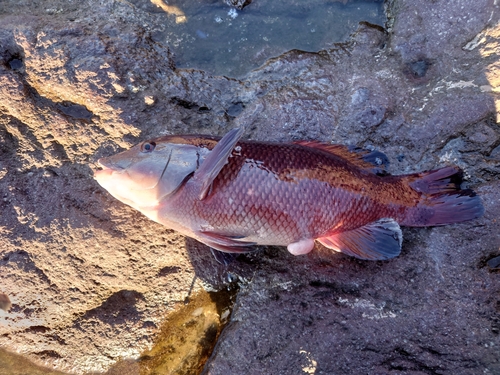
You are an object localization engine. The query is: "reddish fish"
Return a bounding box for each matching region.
[94,128,483,263]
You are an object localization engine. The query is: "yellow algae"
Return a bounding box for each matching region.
[150,0,187,23]
[137,288,235,375]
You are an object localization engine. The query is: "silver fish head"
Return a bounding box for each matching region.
[94,137,208,211]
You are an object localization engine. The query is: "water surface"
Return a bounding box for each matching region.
[132,0,386,77]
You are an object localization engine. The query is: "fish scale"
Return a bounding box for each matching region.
[162,141,392,245]
[94,129,483,261]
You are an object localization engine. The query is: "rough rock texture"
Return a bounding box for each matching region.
[0,0,499,374]
[223,0,252,10]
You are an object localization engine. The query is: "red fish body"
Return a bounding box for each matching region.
[94,129,483,262]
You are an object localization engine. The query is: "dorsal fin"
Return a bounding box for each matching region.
[294,141,390,176]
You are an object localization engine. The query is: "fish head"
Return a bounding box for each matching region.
[94,137,207,210]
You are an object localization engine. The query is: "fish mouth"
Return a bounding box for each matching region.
[96,158,124,171]
[93,158,124,180]
[97,158,112,170]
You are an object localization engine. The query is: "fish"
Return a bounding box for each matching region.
[94,128,484,264]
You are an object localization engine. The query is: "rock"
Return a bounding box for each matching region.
[0,2,203,373]
[0,0,499,374]
[0,293,12,312]
[223,0,252,10]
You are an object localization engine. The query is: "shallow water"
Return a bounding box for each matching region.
[0,288,235,375]
[131,0,386,77]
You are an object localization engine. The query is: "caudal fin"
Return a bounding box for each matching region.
[403,166,484,227]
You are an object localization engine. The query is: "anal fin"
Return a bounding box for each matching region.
[317,218,402,260]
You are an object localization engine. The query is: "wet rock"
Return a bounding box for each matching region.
[0,0,499,374]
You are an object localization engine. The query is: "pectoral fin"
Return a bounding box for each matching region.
[196,230,257,253]
[317,218,402,260]
[193,127,244,200]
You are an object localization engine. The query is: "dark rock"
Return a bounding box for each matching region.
[224,0,252,10]
[487,256,500,270]
[57,102,93,122]
[7,58,23,71]
[0,0,499,374]
[406,59,431,78]
[355,104,387,127]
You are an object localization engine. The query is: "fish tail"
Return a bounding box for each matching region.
[401,166,484,226]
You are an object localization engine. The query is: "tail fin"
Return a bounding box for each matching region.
[402,166,484,227]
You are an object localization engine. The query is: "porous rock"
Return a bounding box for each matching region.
[0,0,499,374]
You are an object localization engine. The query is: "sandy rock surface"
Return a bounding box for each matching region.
[0,0,499,374]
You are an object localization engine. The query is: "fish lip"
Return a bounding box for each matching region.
[97,158,123,171]
[93,158,125,180]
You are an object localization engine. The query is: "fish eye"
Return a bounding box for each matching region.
[141,141,156,153]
